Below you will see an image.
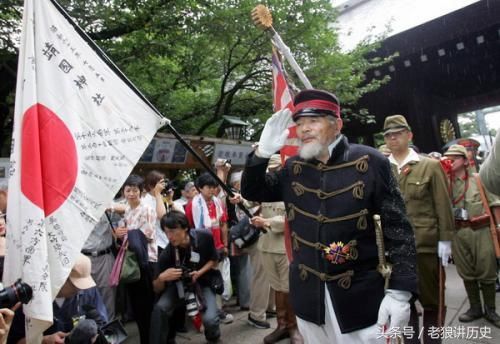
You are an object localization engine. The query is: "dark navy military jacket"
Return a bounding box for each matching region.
[241,136,417,333]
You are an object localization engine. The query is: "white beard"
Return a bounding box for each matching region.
[299,141,328,160]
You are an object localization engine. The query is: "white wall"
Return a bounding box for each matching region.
[332,0,480,51]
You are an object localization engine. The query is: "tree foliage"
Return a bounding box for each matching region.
[0,0,393,144]
[458,112,479,138]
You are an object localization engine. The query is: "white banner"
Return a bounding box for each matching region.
[5,0,166,340]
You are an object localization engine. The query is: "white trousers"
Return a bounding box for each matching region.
[296,285,386,344]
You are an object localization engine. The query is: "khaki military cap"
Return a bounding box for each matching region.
[444,144,468,158]
[383,115,411,135]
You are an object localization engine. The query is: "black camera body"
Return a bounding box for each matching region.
[0,279,33,308]
[230,216,261,249]
[161,179,176,196]
[453,207,469,221]
[69,310,128,344]
[174,265,199,317]
[100,319,128,343]
[179,265,193,286]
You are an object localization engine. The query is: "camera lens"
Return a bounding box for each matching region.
[0,279,33,308]
[185,291,198,317]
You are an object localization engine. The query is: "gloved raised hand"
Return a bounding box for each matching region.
[377,289,411,330]
[256,109,293,158]
[438,240,452,267]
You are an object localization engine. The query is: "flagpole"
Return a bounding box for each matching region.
[164,125,254,218]
[48,0,253,218]
[269,32,312,89]
[251,5,313,89]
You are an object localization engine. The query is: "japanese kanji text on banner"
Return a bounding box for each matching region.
[5,0,166,341]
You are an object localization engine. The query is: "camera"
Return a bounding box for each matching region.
[174,265,200,317]
[179,265,193,285]
[101,319,128,343]
[230,216,261,249]
[70,305,128,344]
[0,279,33,308]
[215,159,231,168]
[453,207,469,221]
[161,179,175,197]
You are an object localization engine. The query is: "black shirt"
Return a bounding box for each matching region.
[155,230,218,287]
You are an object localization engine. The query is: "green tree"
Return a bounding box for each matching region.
[0,0,393,148]
[458,112,479,138]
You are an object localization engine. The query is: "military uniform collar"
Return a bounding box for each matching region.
[327,134,344,156]
[328,135,349,164]
[452,171,468,183]
[389,148,420,174]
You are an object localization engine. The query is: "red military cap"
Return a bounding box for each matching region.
[292,89,340,121]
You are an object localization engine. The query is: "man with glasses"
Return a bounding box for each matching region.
[383,114,454,343]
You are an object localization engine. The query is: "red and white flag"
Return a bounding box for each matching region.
[5,0,166,340]
[271,47,299,163]
[271,47,294,113]
[271,47,299,261]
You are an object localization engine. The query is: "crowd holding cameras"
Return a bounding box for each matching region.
[1,164,295,344]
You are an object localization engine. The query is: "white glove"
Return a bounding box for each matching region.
[438,240,452,267]
[377,289,411,331]
[256,109,293,158]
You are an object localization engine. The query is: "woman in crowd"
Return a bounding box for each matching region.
[114,175,157,344]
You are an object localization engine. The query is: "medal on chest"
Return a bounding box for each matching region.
[323,241,354,264]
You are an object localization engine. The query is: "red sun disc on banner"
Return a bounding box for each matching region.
[21,103,78,217]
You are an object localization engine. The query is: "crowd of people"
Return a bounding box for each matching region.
[1,88,500,344]
[0,163,302,344]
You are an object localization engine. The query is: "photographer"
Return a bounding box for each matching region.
[144,170,184,254]
[7,255,108,344]
[150,211,221,344]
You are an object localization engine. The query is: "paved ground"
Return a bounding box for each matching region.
[123,265,500,343]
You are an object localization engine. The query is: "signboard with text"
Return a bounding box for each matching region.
[212,143,253,166]
[140,138,189,164]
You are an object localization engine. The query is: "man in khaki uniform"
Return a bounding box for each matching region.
[384,115,454,343]
[444,144,500,328]
[251,155,303,344]
[480,130,500,195]
[215,164,274,330]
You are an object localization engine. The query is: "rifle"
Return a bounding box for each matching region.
[475,174,500,258]
[437,261,446,327]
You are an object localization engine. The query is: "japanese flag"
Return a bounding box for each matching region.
[271,46,299,163]
[5,0,166,340]
[271,46,299,261]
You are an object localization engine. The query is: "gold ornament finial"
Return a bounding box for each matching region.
[440,119,456,144]
[251,4,273,30]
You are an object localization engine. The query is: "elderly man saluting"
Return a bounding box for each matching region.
[241,89,417,343]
